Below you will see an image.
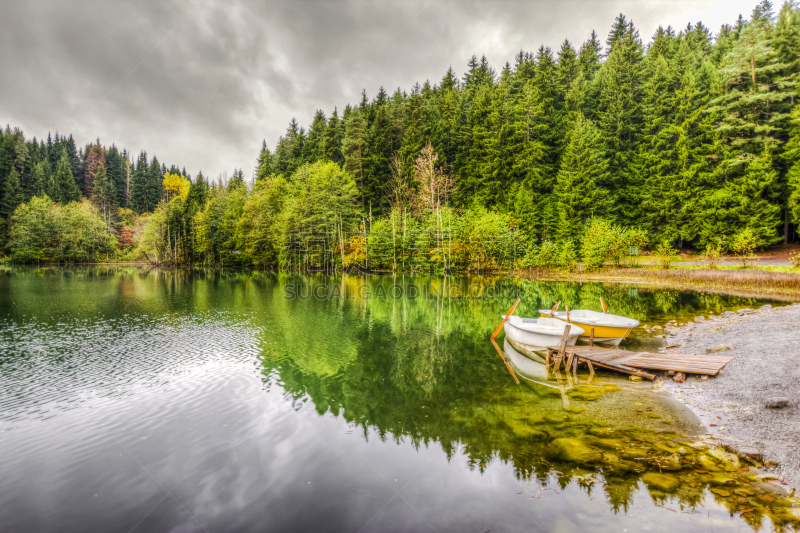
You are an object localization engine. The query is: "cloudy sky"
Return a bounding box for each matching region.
[0,0,760,179]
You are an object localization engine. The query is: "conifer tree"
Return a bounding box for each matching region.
[26,161,47,200]
[554,114,612,242]
[303,110,327,164]
[594,21,645,223]
[91,162,117,229]
[56,152,80,204]
[1,167,23,217]
[106,145,125,205]
[343,107,368,206]
[323,108,345,165]
[186,171,209,217]
[256,141,273,182]
[786,104,800,224]
[131,151,149,213]
[698,148,782,246]
[709,3,791,156]
[83,141,106,197]
[146,157,164,211]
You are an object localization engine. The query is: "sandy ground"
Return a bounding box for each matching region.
[656,303,800,486]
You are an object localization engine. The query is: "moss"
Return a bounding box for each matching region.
[642,472,681,492]
[545,437,603,464]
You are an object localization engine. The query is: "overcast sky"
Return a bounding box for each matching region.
[0,0,761,179]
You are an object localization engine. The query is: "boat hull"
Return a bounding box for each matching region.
[539,311,635,345]
[503,319,582,353]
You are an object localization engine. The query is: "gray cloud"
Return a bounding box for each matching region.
[0,0,759,179]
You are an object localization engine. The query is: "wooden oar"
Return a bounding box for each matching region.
[565,304,571,324]
[490,338,519,385]
[491,299,520,340]
[600,297,608,313]
[549,301,561,317]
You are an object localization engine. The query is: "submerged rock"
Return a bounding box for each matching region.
[642,472,680,492]
[673,372,686,383]
[546,438,603,464]
[694,316,706,323]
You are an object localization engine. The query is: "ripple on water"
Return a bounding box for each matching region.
[0,312,263,425]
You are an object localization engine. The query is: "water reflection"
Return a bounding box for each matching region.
[0,267,797,532]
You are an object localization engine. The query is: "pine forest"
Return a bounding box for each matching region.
[2,1,800,272]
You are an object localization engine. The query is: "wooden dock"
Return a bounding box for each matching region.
[545,344,734,380]
[544,324,733,380]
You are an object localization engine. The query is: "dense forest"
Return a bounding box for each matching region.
[2,0,800,270]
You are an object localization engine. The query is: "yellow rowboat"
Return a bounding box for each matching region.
[538,309,639,346]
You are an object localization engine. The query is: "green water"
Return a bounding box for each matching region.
[0,267,796,532]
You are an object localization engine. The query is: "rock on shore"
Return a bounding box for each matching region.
[659,302,800,487]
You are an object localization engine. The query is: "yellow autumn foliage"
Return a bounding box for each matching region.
[163,172,191,201]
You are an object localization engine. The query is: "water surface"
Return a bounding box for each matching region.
[0,267,796,532]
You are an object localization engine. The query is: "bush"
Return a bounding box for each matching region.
[654,241,678,269]
[522,240,576,271]
[701,240,725,269]
[580,219,640,270]
[731,228,757,268]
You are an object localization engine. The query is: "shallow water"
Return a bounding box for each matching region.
[0,267,796,532]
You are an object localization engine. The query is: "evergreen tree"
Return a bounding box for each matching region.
[303,110,327,164]
[91,162,117,228]
[343,107,368,206]
[83,141,106,197]
[256,141,273,182]
[146,157,163,211]
[786,104,800,224]
[105,145,125,206]
[131,151,149,213]
[697,148,782,246]
[26,161,47,200]
[594,20,645,223]
[1,167,23,217]
[186,171,209,217]
[554,114,612,242]
[56,152,80,204]
[323,108,345,165]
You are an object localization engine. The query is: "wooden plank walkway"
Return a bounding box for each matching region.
[624,352,734,375]
[545,345,734,380]
[546,345,656,380]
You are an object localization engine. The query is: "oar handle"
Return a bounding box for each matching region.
[565,304,570,324]
[549,301,561,317]
[491,299,520,340]
[600,297,608,313]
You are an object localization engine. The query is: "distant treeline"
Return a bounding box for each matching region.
[2,1,800,268]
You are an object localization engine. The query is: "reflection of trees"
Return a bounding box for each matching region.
[255,275,796,530]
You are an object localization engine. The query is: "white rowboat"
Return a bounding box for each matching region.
[539,309,639,346]
[502,315,585,354]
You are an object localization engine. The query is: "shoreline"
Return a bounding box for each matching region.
[518,267,800,299]
[650,303,800,488]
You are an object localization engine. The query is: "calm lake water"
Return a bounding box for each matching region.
[0,267,796,533]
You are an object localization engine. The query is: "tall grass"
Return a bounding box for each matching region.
[582,267,800,293]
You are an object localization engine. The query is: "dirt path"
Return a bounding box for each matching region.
[657,303,800,487]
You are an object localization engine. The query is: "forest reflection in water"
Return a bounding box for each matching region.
[0,266,797,532]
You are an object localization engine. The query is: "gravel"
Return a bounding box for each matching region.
[659,303,800,486]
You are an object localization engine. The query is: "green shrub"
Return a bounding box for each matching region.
[701,240,725,269]
[654,241,678,269]
[731,228,757,268]
[580,219,635,270]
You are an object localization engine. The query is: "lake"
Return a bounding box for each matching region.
[0,267,796,532]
